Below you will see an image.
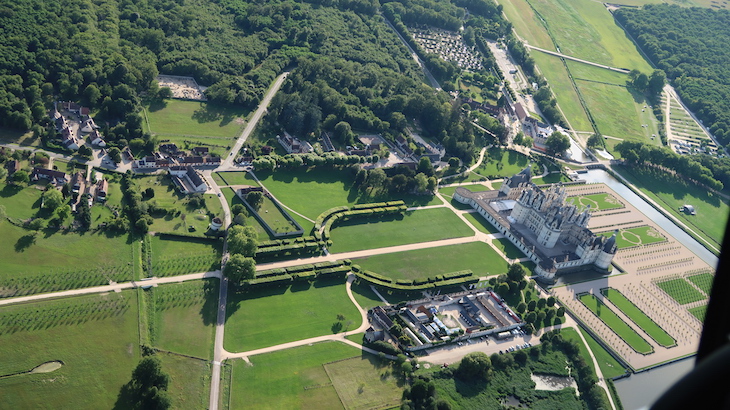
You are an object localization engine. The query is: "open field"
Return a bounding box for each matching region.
[492,237,526,259]
[354,242,511,281]
[463,211,502,234]
[0,292,139,409]
[688,272,714,295]
[224,278,361,352]
[0,183,43,220]
[655,278,706,305]
[350,281,386,310]
[0,127,39,146]
[576,327,627,379]
[230,341,361,409]
[531,52,591,132]
[254,168,440,220]
[328,208,473,253]
[158,353,211,409]
[601,288,675,347]
[496,0,553,50]
[579,293,654,354]
[144,99,246,139]
[0,220,133,282]
[471,148,538,179]
[215,171,254,186]
[256,194,301,234]
[324,355,403,410]
[568,192,623,212]
[614,166,729,250]
[150,235,222,276]
[221,187,269,239]
[153,279,218,359]
[598,225,666,248]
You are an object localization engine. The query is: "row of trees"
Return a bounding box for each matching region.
[615,141,725,190]
[615,5,730,148]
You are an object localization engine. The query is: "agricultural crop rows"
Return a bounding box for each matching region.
[0,265,133,298]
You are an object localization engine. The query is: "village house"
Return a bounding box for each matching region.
[169,166,207,194]
[5,160,20,176]
[71,172,86,195]
[31,167,69,186]
[277,133,312,154]
[96,179,109,201]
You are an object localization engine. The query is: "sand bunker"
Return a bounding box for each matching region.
[30,361,64,374]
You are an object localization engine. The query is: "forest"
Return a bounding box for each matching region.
[0,0,513,163]
[615,5,730,149]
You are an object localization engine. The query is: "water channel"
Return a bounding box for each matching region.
[613,357,694,410]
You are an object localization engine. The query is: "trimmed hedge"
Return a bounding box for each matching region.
[353,269,478,291]
[244,260,351,288]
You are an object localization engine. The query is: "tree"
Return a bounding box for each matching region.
[333,121,354,145]
[545,131,570,156]
[448,157,460,170]
[507,263,526,282]
[527,300,537,312]
[12,169,29,185]
[557,306,565,317]
[648,70,666,96]
[108,147,122,163]
[157,87,173,99]
[224,254,256,283]
[546,296,556,307]
[525,312,537,324]
[245,191,264,211]
[537,298,547,309]
[135,218,149,234]
[55,204,71,222]
[414,173,428,193]
[227,225,258,256]
[516,302,527,314]
[231,204,246,216]
[28,218,47,231]
[43,188,65,211]
[514,350,528,366]
[457,352,492,380]
[128,356,171,410]
[144,187,155,199]
[587,134,604,150]
[417,156,434,176]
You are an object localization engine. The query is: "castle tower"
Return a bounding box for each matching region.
[595,230,618,270]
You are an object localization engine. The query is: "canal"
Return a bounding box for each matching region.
[613,357,694,410]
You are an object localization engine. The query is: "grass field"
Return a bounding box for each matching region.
[493,237,526,259]
[601,288,675,347]
[688,272,714,295]
[324,355,403,410]
[215,171,255,186]
[149,235,222,277]
[230,341,361,409]
[656,278,706,305]
[354,242,512,281]
[575,327,627,379]
[614,166,729,250]
[0,292,140,409]
[463,211,502,234]
[159,353,211,409]
[568,192,623,212]
[0,183,43,220]
[472,147,538,179]
[328,208,473,253]
[153,279,218,359]
[256,194,301,234]
[224,279,361,352]
[145,99,246,139]
[254,168,440,220]
[531,52,592,132]
[350,281,387,310]
[221,187,270,239]
[598,225,666,248]
[438,183,491,198]
[579,293,654,354]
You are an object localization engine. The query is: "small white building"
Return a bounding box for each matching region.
[169,166,207,194]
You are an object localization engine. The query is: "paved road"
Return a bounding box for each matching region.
[0,271,221,307]
[525,45,630,74]
[208,275,229,410]
[219,72,289,169]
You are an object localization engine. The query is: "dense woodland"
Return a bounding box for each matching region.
[615,5,730,148]
[0,0,515,163]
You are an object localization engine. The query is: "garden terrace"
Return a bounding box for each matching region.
[597,225,666,249]
[578,293,654,355]
[654,277,706,305]
[600,288,675,348]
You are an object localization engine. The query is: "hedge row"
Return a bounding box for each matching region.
[258,236,318,249]
[314,206,349,230]
[351,265,478,291]
[322,203,407,240]
[244,261,351,288]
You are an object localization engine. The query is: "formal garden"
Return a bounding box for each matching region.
[598,225,666,249]
[568,192,623,212]
[600,288,675,347]
[655,277,706,305]
[578,293,654,354]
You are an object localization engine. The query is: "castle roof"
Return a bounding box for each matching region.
[603,230,618,253]
[507,165,532,188]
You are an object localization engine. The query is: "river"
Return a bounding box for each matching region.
[613,357,694,410]
[580,169,719,268]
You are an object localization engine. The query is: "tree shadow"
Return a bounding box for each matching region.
[200,278,219,326]
[147,98,168,113]
[14,233,37,252]
[0,184,23,198]
[192,103,236,127]
[112,381,137,410]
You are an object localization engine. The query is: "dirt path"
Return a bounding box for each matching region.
[525,45,629,74]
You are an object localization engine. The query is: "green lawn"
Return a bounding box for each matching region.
[656,278,706,305]
[254,168,440,220]
[567,192,623,212]
[255,194,301,234]
[221,187,269,240]
[463,211,502,234]
[597,225,666,248]
[0,183,43,220]
[531,52,592,132]
[614,166,729,250]
[153,279,218,359]
[601,288,675,347]
[350,280,387,310]
[324,355,403,410]
[472,148,538,179]
[158,353,211,410]
[578,293,654,354]
[492,237,526,259]
[496,0,554,50]
[224,278,361,352]
[688,272,714,295]
[438,183,491,198]
[575,326,627,379]
[328,208,472,253]
[354,242,512,281]
[150,235,222,276]
[0,292,140,409]
[0,221,134,294]
[145,99,246,139]
[216,171,255,186]
[689,305,707,322]
[229,341,361,409]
